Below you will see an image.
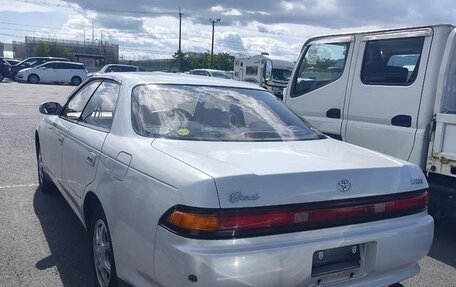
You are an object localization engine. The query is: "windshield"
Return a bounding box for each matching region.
[132,85,320,141]
[272,68,292,81]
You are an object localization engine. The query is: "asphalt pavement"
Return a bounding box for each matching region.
[0,80,455,287]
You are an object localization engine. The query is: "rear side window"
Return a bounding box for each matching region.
[361,37,425,85]
[291,42,350,97]
[80,81,120,130]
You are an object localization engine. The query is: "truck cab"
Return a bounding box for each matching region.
[284,24,456,217]
[234,54,295,99]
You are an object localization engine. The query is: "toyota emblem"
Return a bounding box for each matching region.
[337,179,351,192]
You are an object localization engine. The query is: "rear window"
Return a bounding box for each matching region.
[132,85,321,141]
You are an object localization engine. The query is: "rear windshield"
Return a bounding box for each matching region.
[132,85,321,141]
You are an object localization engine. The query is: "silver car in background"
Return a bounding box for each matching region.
[35,73,433,287]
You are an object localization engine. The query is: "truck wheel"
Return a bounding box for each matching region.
[91,205,119,287]
[28,74,40,84]
[71,76,82,86]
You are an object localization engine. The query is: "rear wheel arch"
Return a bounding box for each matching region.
[83,191,103,228]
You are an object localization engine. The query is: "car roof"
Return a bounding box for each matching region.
[92,72,264,90]
[105,64,138,68]
[41,61,84,65]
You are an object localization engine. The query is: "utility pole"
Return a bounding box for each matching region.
[209,18,220,68]
[178,7,182,72]
[92,20,94,41]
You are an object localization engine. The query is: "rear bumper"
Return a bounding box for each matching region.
[152,212,433,287]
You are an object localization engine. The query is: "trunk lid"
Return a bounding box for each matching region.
[152,138,427,208]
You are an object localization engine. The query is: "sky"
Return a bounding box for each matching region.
[1,0,455,60]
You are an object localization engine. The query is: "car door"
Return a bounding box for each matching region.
[285,36,354,139]
[39,62,58,83]
[344,29,432,161]
[62,80,120,199]
[40,80,101,185]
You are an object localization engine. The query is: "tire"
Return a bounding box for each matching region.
[0,73,4,82]
[71,76,82,86]
[90,206,119,287]
[36,145,54,194]
[28,74,39,84]
[13,74,20,82]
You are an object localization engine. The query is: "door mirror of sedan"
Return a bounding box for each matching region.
[39,102,62,115]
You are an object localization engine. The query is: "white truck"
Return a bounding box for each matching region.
[284,24,456,218]
[234,54,295,99]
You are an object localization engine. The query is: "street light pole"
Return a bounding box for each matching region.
[209,18,220,68]
[178,7,182,72]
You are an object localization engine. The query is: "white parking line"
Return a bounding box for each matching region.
[0,183,38,189]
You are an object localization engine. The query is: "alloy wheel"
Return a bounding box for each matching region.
[93,219,112,287]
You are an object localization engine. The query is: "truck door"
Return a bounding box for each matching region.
[428,28,456,178]
[344,29,433,162]
[285,36,354,139]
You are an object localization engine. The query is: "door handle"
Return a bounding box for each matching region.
[58,134,65,144]
[326,108,341,119]
[86,152,97,167]
[391,115,412,127]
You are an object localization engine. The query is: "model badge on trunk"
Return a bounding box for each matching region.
[337,179,351,192]
[229,192,260,203]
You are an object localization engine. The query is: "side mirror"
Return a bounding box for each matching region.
[39,102,62,115]
[40,67,47,70]
[264,59,273,82]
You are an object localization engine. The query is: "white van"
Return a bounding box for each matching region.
[17,61,87,85]
[284,24,456,217]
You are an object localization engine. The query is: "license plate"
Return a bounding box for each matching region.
[312,244,361,277]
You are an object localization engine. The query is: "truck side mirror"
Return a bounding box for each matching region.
[264,60,273,82]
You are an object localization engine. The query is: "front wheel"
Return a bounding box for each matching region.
[71,76,82,86]
[37,146,54,194]
[91,206,118,287]
[28,74,39,84]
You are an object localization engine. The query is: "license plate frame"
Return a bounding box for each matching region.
[311,244,361,277]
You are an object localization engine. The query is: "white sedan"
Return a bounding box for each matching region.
[17,61,87,85]
[35,73,433,287]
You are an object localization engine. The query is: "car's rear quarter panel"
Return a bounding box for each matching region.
[86,133,220,286]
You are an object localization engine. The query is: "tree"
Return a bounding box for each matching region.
[171,51,234,72]
[33,42,74,60]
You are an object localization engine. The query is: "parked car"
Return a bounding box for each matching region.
[0,57,12,82]
[189,68,232,79]
[284,24,456,218]
[10,57,69,80]
[36,73,433,287]
[6,59,21,66]
[17,61,87,85]
[88,64,139,77]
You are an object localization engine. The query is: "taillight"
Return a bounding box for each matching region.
[160,190,428,239]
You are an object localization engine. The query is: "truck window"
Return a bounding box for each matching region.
[361,37,424,85]
[291,42,349,97]
[246,66,258,75]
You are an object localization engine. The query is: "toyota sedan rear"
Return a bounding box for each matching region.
[35,72,433,287]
